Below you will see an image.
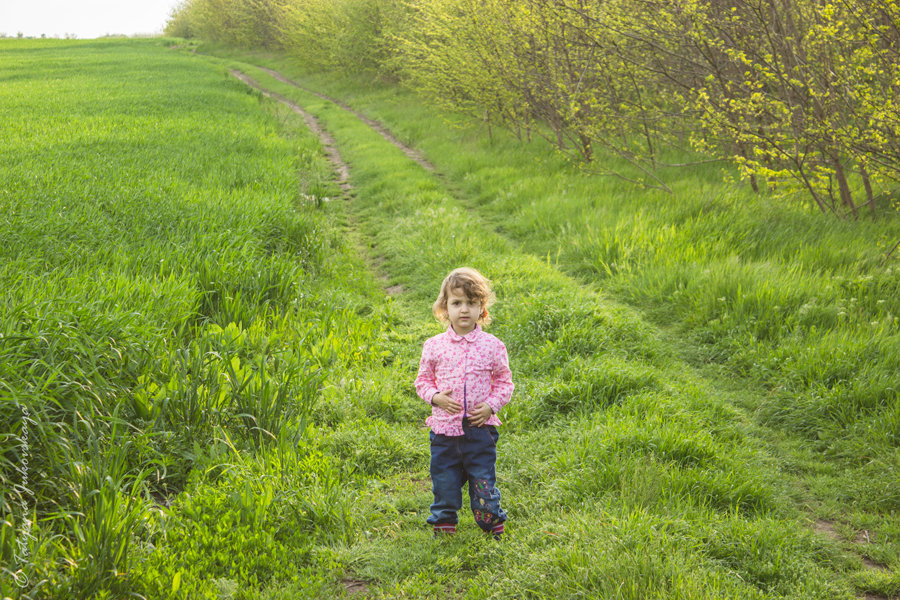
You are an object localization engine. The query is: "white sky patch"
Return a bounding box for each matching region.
[1,0,182,39]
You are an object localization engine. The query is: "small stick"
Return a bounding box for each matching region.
[880,238,900,267]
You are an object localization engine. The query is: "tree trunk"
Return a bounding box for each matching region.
[738,143,760,193]
[832,157,858,219]
[578,132,593,162]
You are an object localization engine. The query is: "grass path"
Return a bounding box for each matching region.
[256,66,439,174]
[216,56,897,599]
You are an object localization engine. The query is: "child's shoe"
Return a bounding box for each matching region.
[490,523,504,541]
[433,523,456,537]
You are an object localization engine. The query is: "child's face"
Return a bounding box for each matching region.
[446,287,482,335]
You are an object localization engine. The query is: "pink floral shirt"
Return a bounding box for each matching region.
[414,324,514,436]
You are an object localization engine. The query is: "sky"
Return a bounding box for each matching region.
[1,0,182,39]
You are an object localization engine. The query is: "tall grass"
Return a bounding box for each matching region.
[0,38,384,598]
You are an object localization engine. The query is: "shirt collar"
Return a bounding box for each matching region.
[446,323,482,343]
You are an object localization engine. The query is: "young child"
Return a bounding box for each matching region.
[414,267,514,539]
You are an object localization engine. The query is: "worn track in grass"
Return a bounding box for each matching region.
[230,69,352,194]
[257,66,438,174]
[230,68,407,295]
[229,65,896,598]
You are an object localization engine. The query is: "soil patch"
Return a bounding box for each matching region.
[342,579,369,596]
[814,519,839,539]
[814,519,890,573]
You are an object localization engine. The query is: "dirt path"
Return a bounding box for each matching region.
[230,68,406,294]
[230,69,352,194]
[257,67,438,174]
[233,66,437,185]
[230,66,896,598]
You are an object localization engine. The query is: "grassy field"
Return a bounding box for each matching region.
[0,38,388,598]
[2,38,899,599]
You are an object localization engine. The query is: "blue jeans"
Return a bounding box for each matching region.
[427,423,507,531]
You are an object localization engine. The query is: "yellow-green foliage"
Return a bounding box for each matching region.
[166,0,900,215]
[165,0,196,38]
[676,0,900,217]
[395,0,529,128]
[167,0,288,48]
[168,0,410,72]
[396,0,693,184]
[279,0,409,73]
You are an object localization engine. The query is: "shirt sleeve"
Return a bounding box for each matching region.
[414,339,439,405]
[485,340,514,414]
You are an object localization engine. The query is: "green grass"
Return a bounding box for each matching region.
[2,37,899,599]
[198,53,897,598]
[0,38,388,598]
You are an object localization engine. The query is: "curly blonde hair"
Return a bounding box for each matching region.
[432,267,496,326]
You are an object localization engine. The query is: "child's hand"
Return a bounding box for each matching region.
[468,402,493,427]
[432,389,462,414]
